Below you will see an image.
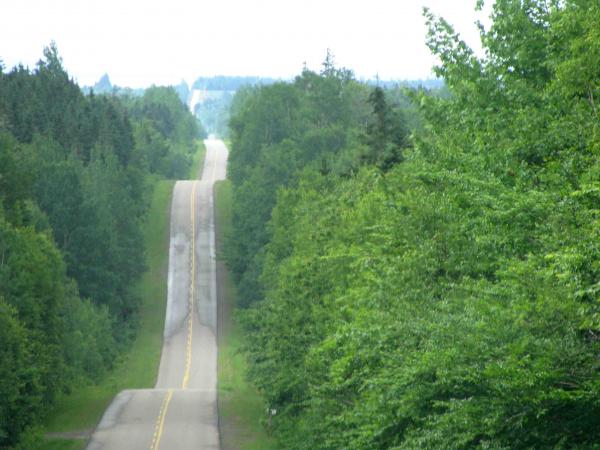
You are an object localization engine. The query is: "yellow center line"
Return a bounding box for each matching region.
[182,181,196,389]
[150,389,173,450]
[149,181,197,450]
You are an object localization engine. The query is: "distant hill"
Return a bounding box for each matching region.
[81,73,146,97]
[191,75,443,92]
[94,73,112,93]
[191,76,278,91]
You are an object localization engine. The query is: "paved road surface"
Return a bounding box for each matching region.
[87,139,228,450]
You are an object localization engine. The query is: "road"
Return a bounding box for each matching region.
[87,139,228,450]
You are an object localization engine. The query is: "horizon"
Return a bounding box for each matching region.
[1,1,491,89]
[86,71,444,91]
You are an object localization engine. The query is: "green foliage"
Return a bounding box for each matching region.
[245,162,600,449]
[215,180,278,450]
[43,180,174,436]
[360,86,409,171]
[0,44,200,447]
[229,3,600,449]
[226,58,413,307]
[0,298,33,447]
[77,151,146,323]
[125,86,201,178]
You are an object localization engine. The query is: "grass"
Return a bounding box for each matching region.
[215,180,278,450]
[41,178,175,447]
[188,140,206,180]
[37,439,86,450]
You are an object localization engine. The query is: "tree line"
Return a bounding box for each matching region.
[226,1,599,448]
[0,44,200,448]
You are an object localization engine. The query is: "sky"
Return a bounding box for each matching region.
[0,0,491,88]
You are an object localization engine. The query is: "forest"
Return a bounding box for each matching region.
[226,1,600,448]
[0,44,200,448]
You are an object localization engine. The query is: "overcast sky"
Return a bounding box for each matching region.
[1,0,491,88]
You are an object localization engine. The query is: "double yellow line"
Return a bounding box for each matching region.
[150,389,173,450]
[182,181,196,389]
[150,180,197,450]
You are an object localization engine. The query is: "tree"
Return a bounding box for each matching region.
[0,297,35,448]
[226,59,377,306]
[360,86,408,170]
[0,43,207,446]
[233,2,600,448]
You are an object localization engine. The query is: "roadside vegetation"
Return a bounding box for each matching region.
[0,44,202,449]
[42,179,174,441]
[42,144,204,450]
[215,180,277,450]
[226,2,600,448]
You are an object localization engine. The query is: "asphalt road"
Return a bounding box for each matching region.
[87,139,228,450]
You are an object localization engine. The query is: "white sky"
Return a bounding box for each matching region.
[0,0,491,88]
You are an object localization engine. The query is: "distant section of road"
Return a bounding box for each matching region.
[87,139,228,450]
